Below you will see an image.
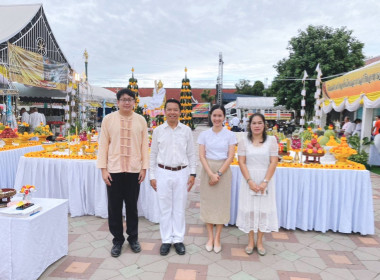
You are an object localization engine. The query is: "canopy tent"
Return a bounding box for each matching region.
[235,97,285,110]
[321,60,380,113]
[321,60,380,140]
[86,85,116,104]
[224,101,236,109]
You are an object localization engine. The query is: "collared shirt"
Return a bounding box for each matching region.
[40,113,46,125]
[149,121,196,180]
[231,116,240,126]
[29,112,44,130]
[21,112,30,123]
[97,111,149,173]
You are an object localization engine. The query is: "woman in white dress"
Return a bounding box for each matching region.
[237,113,278,256]
[198,105,236,253]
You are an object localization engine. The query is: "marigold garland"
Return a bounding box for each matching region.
[24,151,97,160]
[0,142,40,152]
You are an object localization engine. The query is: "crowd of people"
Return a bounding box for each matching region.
[98,88,279,258]
[0,107,46,130]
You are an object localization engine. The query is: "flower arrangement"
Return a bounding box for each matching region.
[0,142,39,151]
[20,185,36,201]
[330,137,357,164]
[277,160,365,170]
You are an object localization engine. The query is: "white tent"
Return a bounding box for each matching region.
[224,101,236,109]
[235,97,284,110]
[86,85,116,103]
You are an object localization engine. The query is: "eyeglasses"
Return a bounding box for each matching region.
[119,98,135,103]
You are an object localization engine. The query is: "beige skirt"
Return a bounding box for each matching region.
[200,159,232,224]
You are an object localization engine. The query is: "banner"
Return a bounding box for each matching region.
[192,103,209,118]
[324,61,380,99]
[8,43,68,91]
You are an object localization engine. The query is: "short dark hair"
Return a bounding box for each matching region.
[247,113,267,143]
[116,88,135,100]
[165,98,181,110]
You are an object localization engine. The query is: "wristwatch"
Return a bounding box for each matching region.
[217,171,223,177]
[263,179,269,183]
[190,174,196,177]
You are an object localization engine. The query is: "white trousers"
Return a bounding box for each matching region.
[156,167,189,243]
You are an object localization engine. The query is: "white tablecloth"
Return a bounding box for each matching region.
[229,166,374,235]
[369,144,380,166]
[0,145,43,188]
[14,157,160,222]
[0,198,68,280]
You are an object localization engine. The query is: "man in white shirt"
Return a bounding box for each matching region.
[150,99,196,256]
[20,108,29,123]
[29,107,44,131]
[344,121,356,137]
[242,114,249,131]
[40,111,46,125]
[341,116,350,132]
[231,116,240,132]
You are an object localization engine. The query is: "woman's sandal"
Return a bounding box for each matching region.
[245,246,254,255]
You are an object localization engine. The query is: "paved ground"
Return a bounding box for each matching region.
[40,126,380,280]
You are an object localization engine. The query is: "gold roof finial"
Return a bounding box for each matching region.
[185,67,187,73]
[83,49,89,62]
[132,67,134,72]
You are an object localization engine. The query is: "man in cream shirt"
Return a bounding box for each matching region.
[150,99,197,256]
[97,88,149,258]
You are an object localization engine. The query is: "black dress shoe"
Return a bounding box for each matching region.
[173,242,186,255]
[129,241,141,253]
[111,244,122,257]
[160,243,171,256]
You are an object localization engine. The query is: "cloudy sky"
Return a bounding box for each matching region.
[3,0,380,88]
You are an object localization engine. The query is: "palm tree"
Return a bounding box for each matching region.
[201,89,214,103]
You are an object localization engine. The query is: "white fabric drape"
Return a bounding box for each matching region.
[229,166,374,235]
[345,97,362,111]
[13,157,160,222]
[363,95,380,108]
[0,145,43,188]
[322,93,380,113]
[0,198,68,280]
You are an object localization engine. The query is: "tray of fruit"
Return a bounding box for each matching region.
[302,138,325,156]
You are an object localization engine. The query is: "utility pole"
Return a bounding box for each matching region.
[216,52,223,105]
[83,49,88,82]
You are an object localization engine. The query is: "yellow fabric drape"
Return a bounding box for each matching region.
[366,91,380,102]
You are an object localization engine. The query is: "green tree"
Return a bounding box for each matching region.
[263,85,276,97]
[200,89,215,103]
[272,25,365,116]
[252,80,265,96]
[235,79,254,95]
